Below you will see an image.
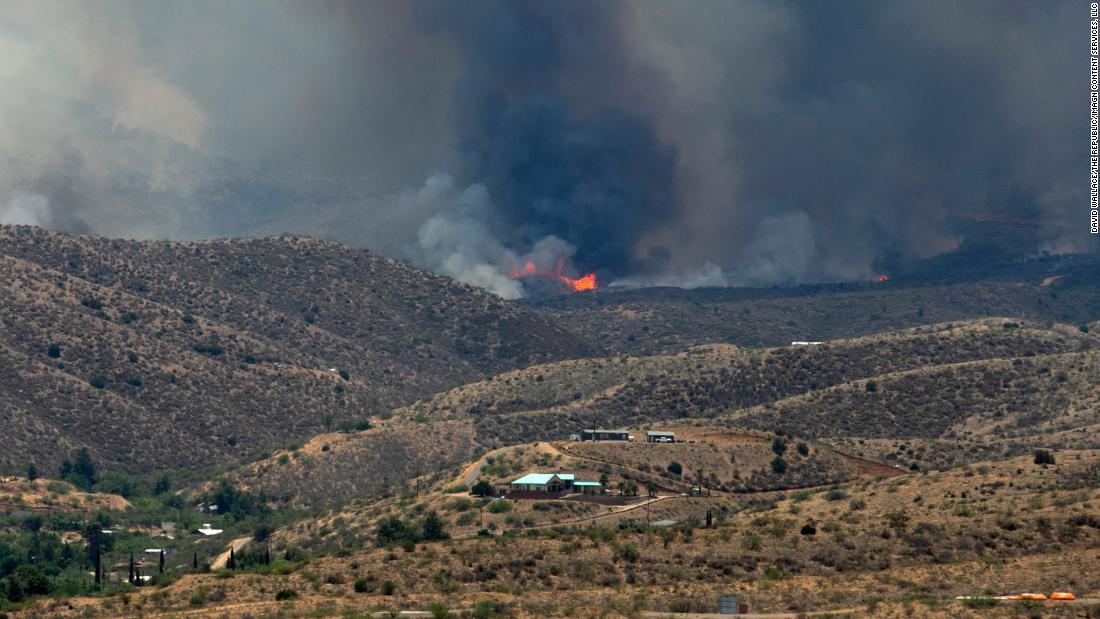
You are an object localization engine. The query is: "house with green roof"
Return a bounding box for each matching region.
[506,473,602,498]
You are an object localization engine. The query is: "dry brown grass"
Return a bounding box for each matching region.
[21,451,1100,618]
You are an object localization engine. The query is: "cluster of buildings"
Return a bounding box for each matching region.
[502,428,678,499]
[572,429,676,443]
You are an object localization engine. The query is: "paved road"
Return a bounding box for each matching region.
[209,536,250,570]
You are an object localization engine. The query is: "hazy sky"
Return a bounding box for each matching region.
[0,0,1093,294]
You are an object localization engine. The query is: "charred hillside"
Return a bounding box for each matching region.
[0,225,594,473]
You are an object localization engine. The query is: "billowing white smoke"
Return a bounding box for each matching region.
[0,193,53,228]
[391,174,580,299]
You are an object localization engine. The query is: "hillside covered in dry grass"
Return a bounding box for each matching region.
[26,449,1100,618]
[0,226,592,472]
[227,319,1098,506]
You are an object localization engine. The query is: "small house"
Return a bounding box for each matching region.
[580,429,631,442]
[645,431,675,443]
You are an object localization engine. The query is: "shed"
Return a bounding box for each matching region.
[572,480,603,495]
[580,429,631,442]
[645,431,675,443]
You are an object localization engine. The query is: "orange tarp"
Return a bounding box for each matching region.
[1050,592,1076,601]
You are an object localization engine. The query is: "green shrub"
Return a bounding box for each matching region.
[770,457,788,475]
[381,580,396,595]
[353,577,373,593]
[275,588,298,601]
[486,500,511,514]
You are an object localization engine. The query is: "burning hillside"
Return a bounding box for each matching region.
[510,258,598,294]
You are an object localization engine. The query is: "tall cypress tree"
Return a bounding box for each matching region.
[93,544,102,588]
[228,546,236,570]
[128,552,135,585]
[159,549,165,574]
[192,551,198,570]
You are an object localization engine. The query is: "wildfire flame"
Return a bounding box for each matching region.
[509,258,598,292]
[877,274,890,282]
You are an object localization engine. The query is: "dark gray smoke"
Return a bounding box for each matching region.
[0,0,1093,293]
[418,1,678,277]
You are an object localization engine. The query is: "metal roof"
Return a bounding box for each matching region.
[510,473,574,485]
[573,481,602,486]
[646,431,675,436]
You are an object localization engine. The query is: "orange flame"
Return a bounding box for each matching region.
[509,258,598,292]
[877,274,890,282]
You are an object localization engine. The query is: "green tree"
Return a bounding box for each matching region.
[25,463,38,482]
[375,517,413,547]
[72,448,98,490]
[6,574,25,602]
[421,511,449,541]
[771,437,788,456]
[1033,449,1056,465]
[471,480,494,497]
[771,456,788,475]
[796,442,809,456]
[153,473,172,495]
[667,461,683,476]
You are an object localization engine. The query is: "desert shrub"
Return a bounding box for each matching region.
[472,601,498,619]
[667,461,683,476]
[764,564,791,580]
[428,603,450,619]
[354,577,373,593]
[772,438,788,455]
[444,498,473,512]
[381,580,397,595]
[487,500,511,514]
[741,532,762,551]
[192,343,224,356]
[961,597,1000,608]
[421,511,449,541]
[1033,450,1056,465]
[375,517,416,547]
[275,588,298,601]
[336,419,372,433]
[770,457,788,475]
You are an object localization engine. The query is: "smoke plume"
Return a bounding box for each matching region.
[0,0,1093,294]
